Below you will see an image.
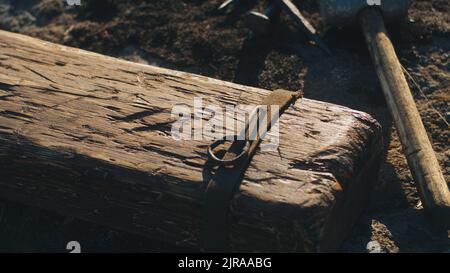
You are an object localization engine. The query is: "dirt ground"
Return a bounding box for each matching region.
[0,0,448,252]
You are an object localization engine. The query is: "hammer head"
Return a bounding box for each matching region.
[320,0,410,27]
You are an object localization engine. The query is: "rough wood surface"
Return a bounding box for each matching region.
[0,30,382,252]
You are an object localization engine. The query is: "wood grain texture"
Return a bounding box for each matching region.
[360,9,450,228]
[0,30,382,252]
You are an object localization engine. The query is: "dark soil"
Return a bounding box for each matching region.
[0,0,448,252]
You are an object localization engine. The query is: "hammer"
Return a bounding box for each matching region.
[320,0,450,227]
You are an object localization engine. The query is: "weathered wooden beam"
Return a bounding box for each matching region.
[0,30,382,252]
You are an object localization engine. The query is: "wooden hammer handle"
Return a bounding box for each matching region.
[360,8,450,227]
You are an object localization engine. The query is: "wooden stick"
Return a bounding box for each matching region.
[360,8,450,228]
